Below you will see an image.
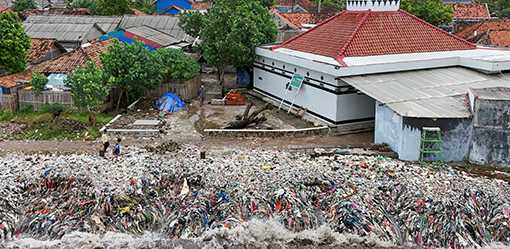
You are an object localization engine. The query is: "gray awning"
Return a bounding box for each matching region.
[341,67,510,118]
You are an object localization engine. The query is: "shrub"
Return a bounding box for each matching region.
[31,72,48,95]
[41,103,65,119]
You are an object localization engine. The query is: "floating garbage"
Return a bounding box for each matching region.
[0,146,509,248]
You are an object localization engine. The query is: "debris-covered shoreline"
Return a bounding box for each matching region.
[1,146,509,248]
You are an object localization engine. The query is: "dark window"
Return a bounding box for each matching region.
[321,76,324,80]
[282,65,285,69]
[294,68,297,72]
[258,77,263,80]
[262,59,265,63]
[272,62,275,66]
[306,72,310,76]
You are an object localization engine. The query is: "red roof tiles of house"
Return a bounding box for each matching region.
[456,20,510,48]
[35,39,112,74]
[452,3,490,20]
[0,71,32,88]
[276,10,476,61]
[279,13,315,28]
[0,5,10,12]
[28,38,64,64]
[192,1,210,11]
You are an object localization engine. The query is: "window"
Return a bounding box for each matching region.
[282,65,285,69]
[258,77,263,80]
[272,62,275,66]
[294,68,297,72]
[306,72,310,76]
[320,76,324,81]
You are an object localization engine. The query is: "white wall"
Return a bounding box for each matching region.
[375,102,403,156]
[253,54,376,124]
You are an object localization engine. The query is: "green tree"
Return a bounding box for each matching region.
[258,0,275,8]
[67,0,97,13]
[96,0,132,15]
[478,0,510,18]
[312,0,345,12]
[13,0,37,12]
[0,12,31,74]
[131,0,156,14]
[179,11,206,38]
[155,48,200,82]
[198,0,277,95]
[65,62,109,126]
[101,40,163,111]
[401,0,453,26]
[31,72,48,95]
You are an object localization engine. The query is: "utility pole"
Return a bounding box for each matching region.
[318,0,321,14]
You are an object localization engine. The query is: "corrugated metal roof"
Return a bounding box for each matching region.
[125,26,179,46]
[25,15,121,33]
[470,87,510,100]
[119,16,193,43]
[24,23,96,41]
[341,67,510,118]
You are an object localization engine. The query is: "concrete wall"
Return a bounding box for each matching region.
[470,98,510,166]
[374,103,472,161]
[375,102,403,155]
[253,55,375,124]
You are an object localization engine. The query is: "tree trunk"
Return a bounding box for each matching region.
[89,112,97,127]
[225,103,271,129]
[218,67,225,97]
[116,88,126,112]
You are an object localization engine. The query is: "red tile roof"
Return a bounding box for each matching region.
[28,38,63,64]
[0,5,10,13]
[279,13,315,28]
[131,8,149,16]
[192,1,210,10]
[276,10,476,62]
[452,3,490,20]
[35,39,112,74]
[455,20,510,48]
[0,71,32,89]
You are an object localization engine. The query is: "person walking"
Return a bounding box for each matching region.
[198,84,206,107]
[113,138,122,157]
[100,132,110,157]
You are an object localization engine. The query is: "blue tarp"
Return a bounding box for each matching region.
[99,31,157,51]
[156,92,185,112]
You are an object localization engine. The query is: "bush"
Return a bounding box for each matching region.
[31,72,48,95]
[13,0,37,12]
[41,103,65,119]
[19,104,33,113]
[155,48,200,82]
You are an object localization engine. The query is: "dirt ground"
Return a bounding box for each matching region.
[0,132,374,155]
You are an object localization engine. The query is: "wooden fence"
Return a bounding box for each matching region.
[144,76,202,101]
[18,89,73,111]
[0,94,16,112]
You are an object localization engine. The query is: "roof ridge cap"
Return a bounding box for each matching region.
[272,10,348,50]
[399,10,476,49]
[335,11,371,62]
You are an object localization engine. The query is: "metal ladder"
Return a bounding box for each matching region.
[278,73,304,113]
[420,127,443,161]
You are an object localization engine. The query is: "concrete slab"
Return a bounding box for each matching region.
[133,120,161,126]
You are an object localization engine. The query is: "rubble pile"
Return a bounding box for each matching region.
[144,141,181,154]
[0,146,509,248]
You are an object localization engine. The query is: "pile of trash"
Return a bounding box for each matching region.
[0,146,509,248]
[144,141,181,154]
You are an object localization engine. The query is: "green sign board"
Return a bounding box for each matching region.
[289,73,304,90]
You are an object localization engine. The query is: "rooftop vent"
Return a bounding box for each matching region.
[346,0,400,11]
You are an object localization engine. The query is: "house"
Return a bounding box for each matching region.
[272,11,316,41]
[23,15,121,51]
[254,0,510,164]
[455,19,510,48]
[29,38,66,65]
[156,0,192,14]
[118,16,194,45]
[0,40,111,101]
[449,3,491,32]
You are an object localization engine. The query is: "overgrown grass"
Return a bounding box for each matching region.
[0,110,113,141]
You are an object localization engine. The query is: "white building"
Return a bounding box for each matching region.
[254,0,510,162]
